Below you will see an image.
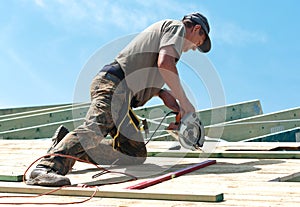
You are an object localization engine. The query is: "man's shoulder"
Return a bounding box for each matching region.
[149,19,183,30]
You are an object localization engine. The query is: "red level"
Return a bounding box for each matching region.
[125,159,216,190]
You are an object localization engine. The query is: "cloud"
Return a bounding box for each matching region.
[34,0,45,8]
[31,0,205,34]
[212,21,268,46]
[32,0,149,33]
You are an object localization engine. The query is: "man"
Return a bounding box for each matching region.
[27,12,211,187]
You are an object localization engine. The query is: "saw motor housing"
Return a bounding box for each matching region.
[178,112,205,150]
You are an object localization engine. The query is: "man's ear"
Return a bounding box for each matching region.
[194,24,201,32]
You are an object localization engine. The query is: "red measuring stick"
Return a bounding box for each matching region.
[125,160,216,190]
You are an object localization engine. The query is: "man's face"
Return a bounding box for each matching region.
[183,24,206,52]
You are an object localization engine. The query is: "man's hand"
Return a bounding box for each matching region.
[166,122,180,130]
[158,89,182,130]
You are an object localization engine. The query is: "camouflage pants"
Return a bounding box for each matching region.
[39,65,147,175]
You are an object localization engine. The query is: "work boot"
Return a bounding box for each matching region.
[47,125,69,153]
[26,165,71,187]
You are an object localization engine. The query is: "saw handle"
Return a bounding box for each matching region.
[175,112,181,125]
[166,111,180,131]
[168,111,180,124]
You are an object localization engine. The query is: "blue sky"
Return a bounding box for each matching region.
[1,0,299,114]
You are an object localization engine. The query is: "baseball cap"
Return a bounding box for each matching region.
[183,12,211,53]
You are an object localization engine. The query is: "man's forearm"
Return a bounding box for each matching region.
[157,47,195,114]
[158,89,180,112]
[158,67,189,105]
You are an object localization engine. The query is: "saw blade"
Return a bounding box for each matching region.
[178,112,205,150]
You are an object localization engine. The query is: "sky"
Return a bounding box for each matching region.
[0,0,299,114]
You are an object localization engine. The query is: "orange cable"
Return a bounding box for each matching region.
[0,153,137,205]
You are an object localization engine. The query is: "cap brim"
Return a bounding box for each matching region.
[198,35,211,53]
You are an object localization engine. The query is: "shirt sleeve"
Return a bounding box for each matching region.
[159,23,185,59]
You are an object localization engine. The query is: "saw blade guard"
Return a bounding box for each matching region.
[178,112,205,150]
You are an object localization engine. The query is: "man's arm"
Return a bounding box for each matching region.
[157,45,195,117]
[157,89,180,113]
[157,89,181,130]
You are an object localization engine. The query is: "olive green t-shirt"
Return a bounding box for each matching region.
[115,19,185,107]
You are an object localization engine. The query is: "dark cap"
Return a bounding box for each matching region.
[183,12,211,53]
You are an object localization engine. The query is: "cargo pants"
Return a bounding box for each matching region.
[38,64,147,175]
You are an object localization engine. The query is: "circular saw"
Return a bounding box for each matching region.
[178,112,205,150]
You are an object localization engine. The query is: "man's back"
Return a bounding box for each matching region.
[115,19,186,107]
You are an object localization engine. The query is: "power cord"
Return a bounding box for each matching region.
[0,111,178,204]
[0,153,137,205]
[144,111,178,145]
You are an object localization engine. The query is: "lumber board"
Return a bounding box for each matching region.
[2,139,300,151]
[149,180,300,199]
[270,172,300,182]
[0,184,224,202]
[0,119,83,139]
[0,104,89,132]
[0,174,23,182]
[244,127,300,142]
[147,150,300,159]
[0,100,262,139]
[137,99,262,126]
[0,103,72,117]
[140,100,262,141]
[2,137,300,206]
[205,107,300,141]
[209,141,300,151]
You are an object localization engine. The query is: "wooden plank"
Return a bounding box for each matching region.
[0,104,169,139]
[0,184,224,202]
[0,119,82,139]
[147,150,300,159]
[244,127,300,142]
[270,172,300,182]
[0,103,72,117]
[0,104,89,132]
[204,141,300,151]
[0,174,23,182]
[0,100,262,140]
[137,100,262,126]
[138,100,263,141]
[205,107,300,141]
[199,99,262,125]
[2,137,300,206]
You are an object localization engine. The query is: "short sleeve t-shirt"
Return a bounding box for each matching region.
[115,19,185,107]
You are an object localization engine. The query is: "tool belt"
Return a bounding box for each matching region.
[112,107,142,150]
[101,61,125,81]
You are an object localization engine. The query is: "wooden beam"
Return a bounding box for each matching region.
[270,172,300,182]
[0,174,23,182]
[139,100,263,141]
[205,107,300,141]
[0,100,262,139]
[0,103,72,117]
[148,140,300,151]
[147,150,300,159]
[0,104,88,132]
[136,100,262,126]
[0,184,224,202]
[244,127,300,142]
[0,119,83,139]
